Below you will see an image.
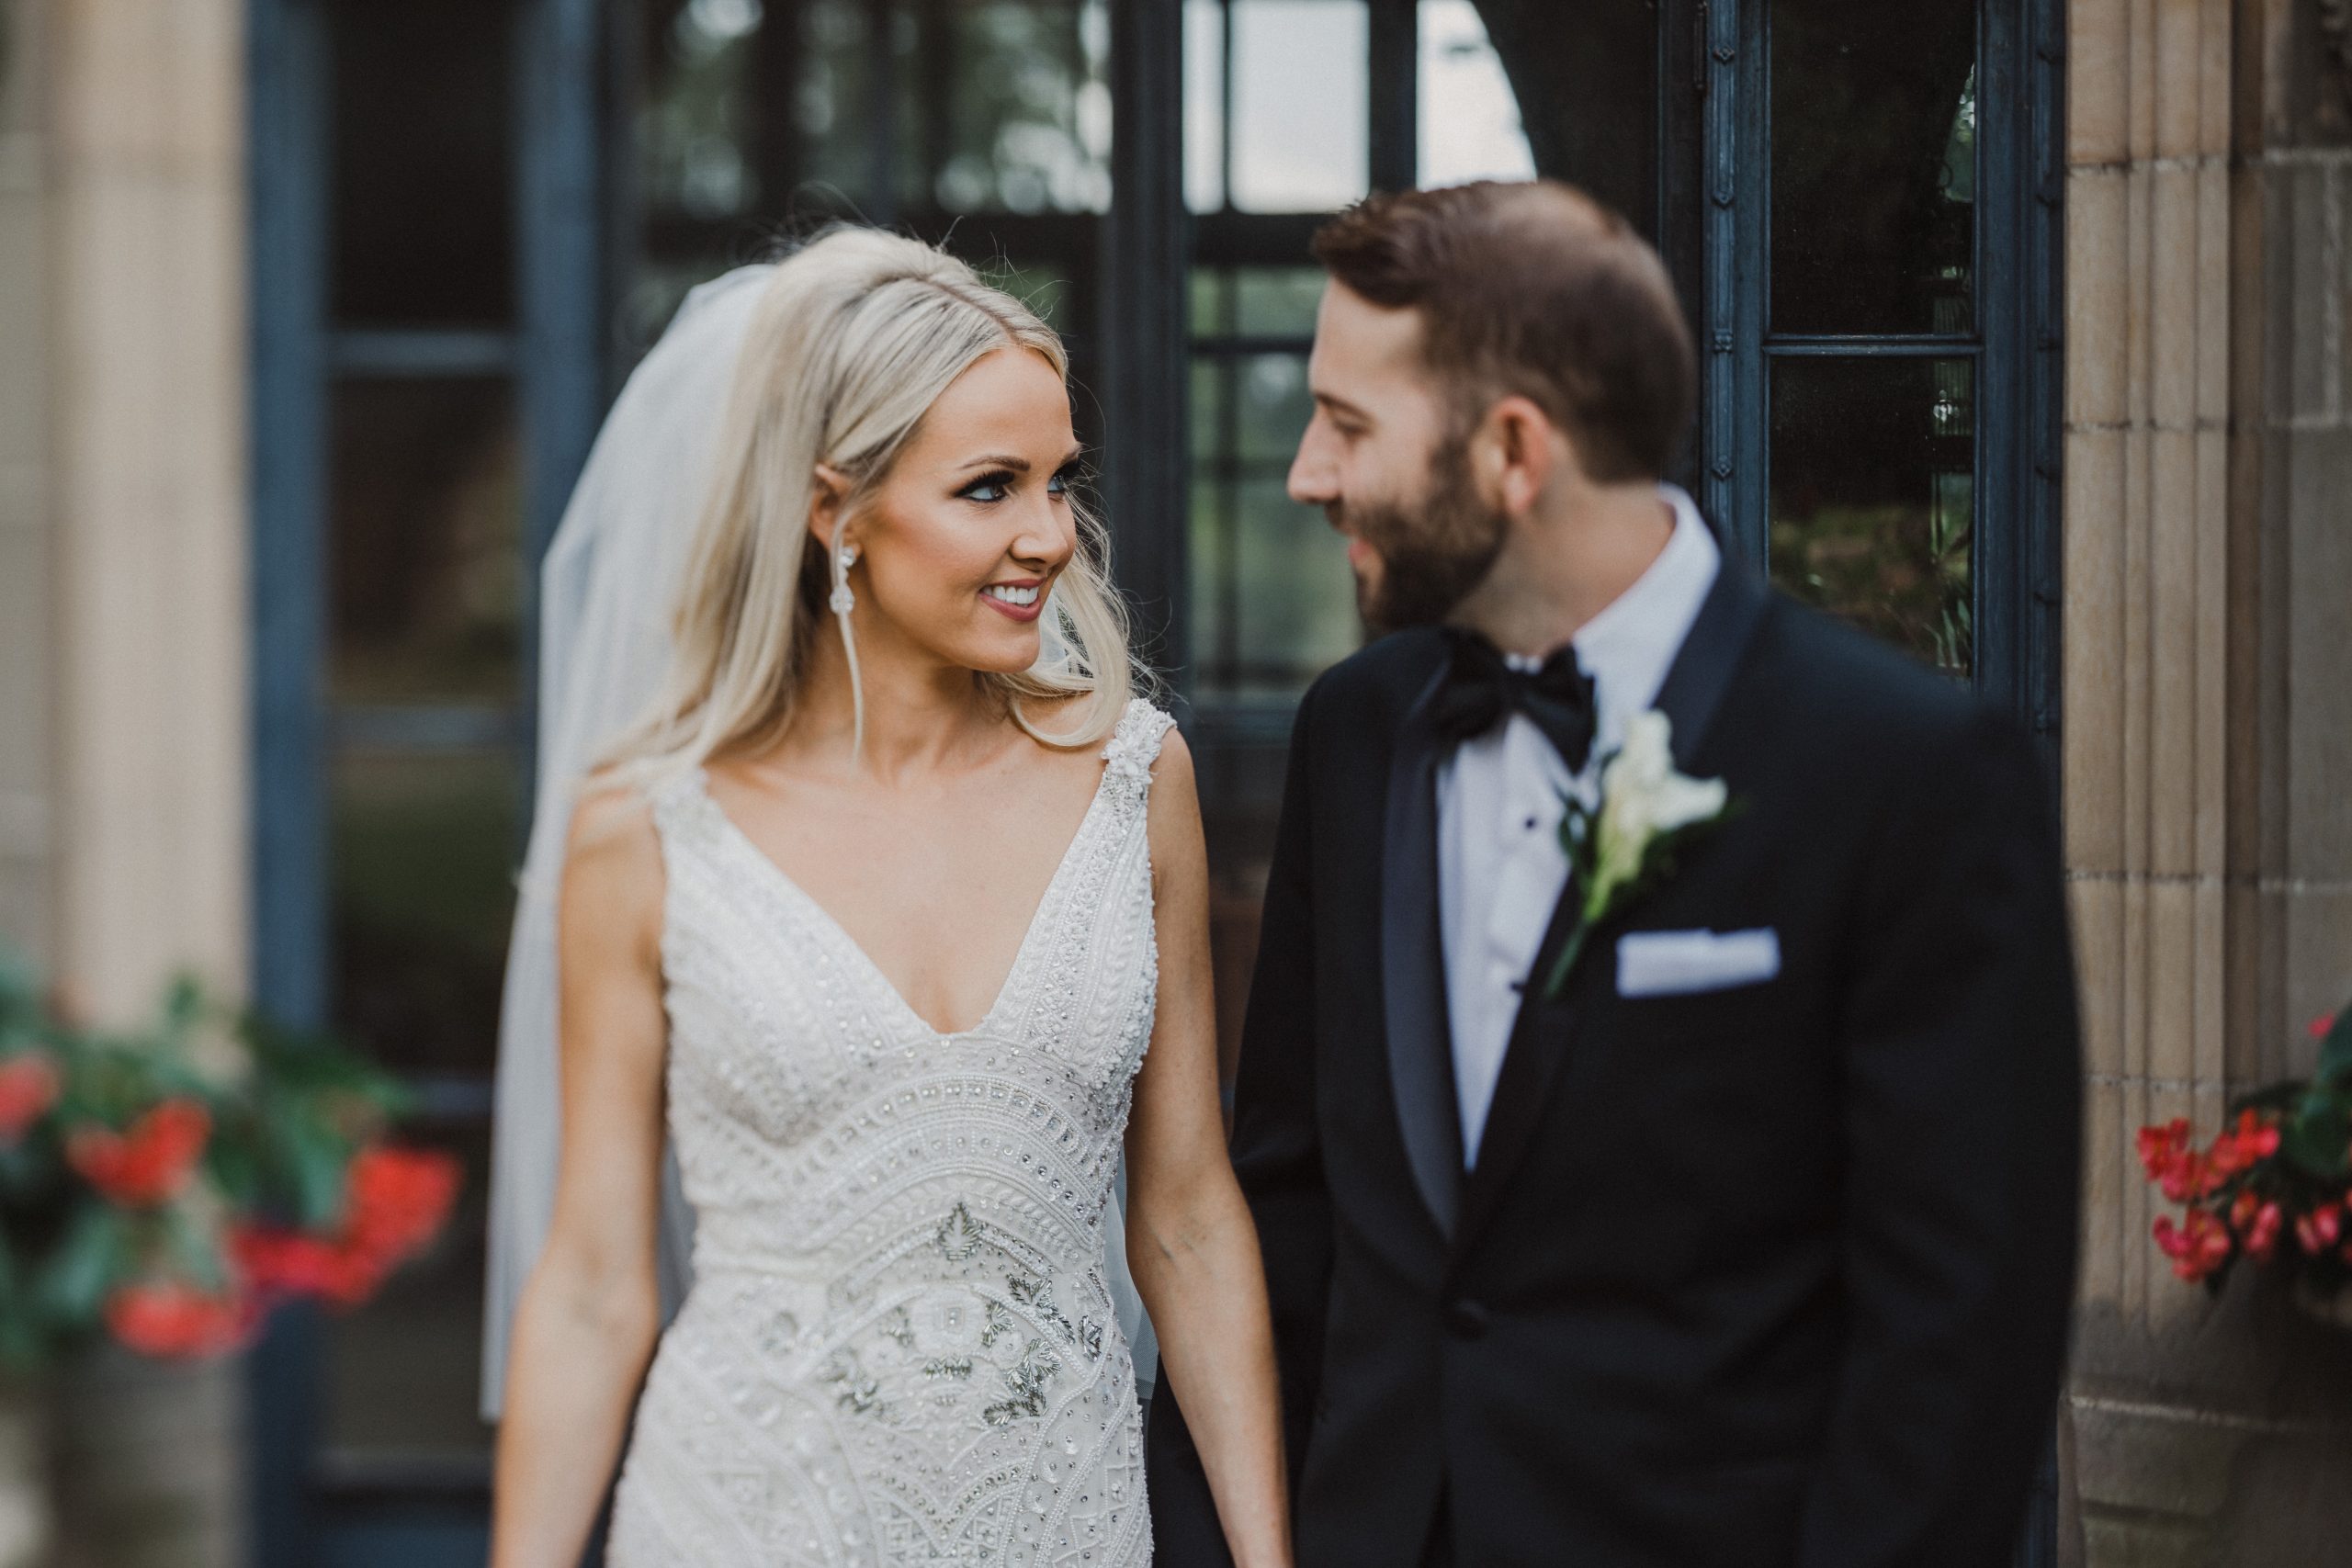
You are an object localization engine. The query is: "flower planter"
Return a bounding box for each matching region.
[49,1349,240,1568]
[2138,1004,2352,1307]
[0,955,463,1565]
[2290,1279,2352,1334]
[0,1382,50,1568]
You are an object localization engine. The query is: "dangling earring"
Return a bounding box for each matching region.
[831,530,866,761]
[831,543,858,614]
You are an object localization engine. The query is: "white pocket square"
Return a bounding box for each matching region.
[1615,929,1781,998]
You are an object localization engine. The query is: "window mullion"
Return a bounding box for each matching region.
[1368,0,1416,191]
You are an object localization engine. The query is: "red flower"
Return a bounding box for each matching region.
[0,1053,60,1143]
[231,1225,382,1309]
[2209,1110,2280,1178]
[2228,1190,2285,1262]
[2138,1118,2224,1201]
[2294,1202,2343,1257]
[2154,1209,2234,1281]
[225,1148,458,1316]
[2136,1119,2209,1201]
[66,1100,211,1207]
[2201,1109,2277,1194]
[104,1280,256,1359]
[2137,1119,2191,1181]
[342,1145,459,1266]
[2310,1012,2339,1041]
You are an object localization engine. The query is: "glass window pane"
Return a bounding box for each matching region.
[323,1117,491,1460]
[329,380,522,708]
[795,0,881,207]
[1192,356,1226,462]
[1770,0,1977,335]
[922,2,1113,214]
[1229,0,1368,214]
[331,749,522,1080]
[1184,0,1227,213]
[1416,0,1535,189]
[1437,0,1657,237]
[1236,353,1313,459]
[1769,356,1975,675]
[1190,268,1232,338]
[626,1,1108,389]
[1235,267,1325,338]
[1233,480,1357,696]
[640,0,766,225]
[1190,340,1356,700]
[330,0,516,327]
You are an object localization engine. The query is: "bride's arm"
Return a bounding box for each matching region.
[491,788,670,1568]
[1125,732,1292,1568]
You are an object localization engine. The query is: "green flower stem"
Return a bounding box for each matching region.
[1544,918,1592,1000]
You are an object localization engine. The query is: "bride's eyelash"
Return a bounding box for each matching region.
[958,461,1088,504]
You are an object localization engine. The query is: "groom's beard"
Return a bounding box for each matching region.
[1339,433,1509,636]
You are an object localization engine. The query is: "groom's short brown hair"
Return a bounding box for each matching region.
[1311,180,1695,484]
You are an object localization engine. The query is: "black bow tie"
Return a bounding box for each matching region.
[1430,628,1598,773]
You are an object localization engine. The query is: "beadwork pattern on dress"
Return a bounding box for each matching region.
[604,698,1174,1568]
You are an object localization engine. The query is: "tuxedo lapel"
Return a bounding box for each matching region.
[1650,549,1770,763]
[1382,663,1464,1238]
[1453,553,1772,1251]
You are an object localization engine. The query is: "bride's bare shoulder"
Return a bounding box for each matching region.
[569,771,660,855]
[561,773,665,939]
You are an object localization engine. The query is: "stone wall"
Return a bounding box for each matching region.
[0,1,252,1564]
[0,0,55,964]
[2064,0,2352,1561]
[44,0,250,1019]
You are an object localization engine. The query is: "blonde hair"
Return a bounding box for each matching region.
[605,228,1139,782]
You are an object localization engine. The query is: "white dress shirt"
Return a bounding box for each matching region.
[1437,484,1724,1163]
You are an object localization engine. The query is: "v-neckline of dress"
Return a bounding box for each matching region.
[688,755,1115,1042]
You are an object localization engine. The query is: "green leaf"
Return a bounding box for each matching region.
[204,1122,263,1212]
[160,1205,227,1293]
[2318,1007,2352,1089]
[277,1113,354,1230]
[2230,1082,2307,1115]
[0,1238,41,1370]
[2279,1090,2352,1180]
[1542,920,1593,1001]
[36,1204,128,1327]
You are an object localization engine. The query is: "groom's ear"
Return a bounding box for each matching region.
[1473,394,1565,520]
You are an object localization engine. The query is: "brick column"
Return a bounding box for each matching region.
[2064,1,2352,1560]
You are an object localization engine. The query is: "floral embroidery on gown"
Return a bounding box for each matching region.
[605,698,1174,1567]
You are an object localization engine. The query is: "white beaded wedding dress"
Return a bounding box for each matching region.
[602,697,1174,1568]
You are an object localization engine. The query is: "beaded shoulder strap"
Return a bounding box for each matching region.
[639,764,721,858]
[1099,697,1177,798]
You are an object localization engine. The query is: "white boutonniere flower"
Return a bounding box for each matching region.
[1543,711,1738,998]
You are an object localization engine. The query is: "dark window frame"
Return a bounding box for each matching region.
[1708,0,2064,750]
[246,0,2064,1560]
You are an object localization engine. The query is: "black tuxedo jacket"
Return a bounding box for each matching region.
[1148,559,2081,1568]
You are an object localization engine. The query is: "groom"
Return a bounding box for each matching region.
[1148,181,2081,1567]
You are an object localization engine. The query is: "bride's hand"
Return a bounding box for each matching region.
[1119,732,1295,1568]
[489,786,670,1568]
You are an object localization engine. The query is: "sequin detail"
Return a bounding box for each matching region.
[604,697,1170,1568]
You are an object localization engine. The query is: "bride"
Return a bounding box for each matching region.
[485,230,1290,1566]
